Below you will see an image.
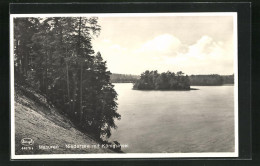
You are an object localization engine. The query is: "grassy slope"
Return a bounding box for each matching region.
[14,84,113,155]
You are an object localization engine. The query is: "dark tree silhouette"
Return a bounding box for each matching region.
[13,17,120,140]
[189,74,224,86]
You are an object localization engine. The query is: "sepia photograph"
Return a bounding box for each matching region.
[10,13,238,159]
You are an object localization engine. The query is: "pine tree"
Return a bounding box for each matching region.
[91,52,120,139]
[14,18,39,79]
[13,16,120,140]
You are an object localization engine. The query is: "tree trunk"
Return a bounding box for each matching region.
[72,72,77,117]
[45,49,48,95]
[66,61,71,114]
[80,61,83,122]
[24,53,28,77]
[78,17,83,123]
[15,39,22,74]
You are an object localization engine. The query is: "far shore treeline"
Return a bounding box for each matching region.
[110,73,139,83]
[190,74,234,86]
[110,72,234,86]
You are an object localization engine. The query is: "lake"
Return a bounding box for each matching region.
[109,83,235,153]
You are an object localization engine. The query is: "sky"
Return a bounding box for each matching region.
[92,15,235,75]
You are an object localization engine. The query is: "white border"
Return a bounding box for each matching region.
[10,12,238,159]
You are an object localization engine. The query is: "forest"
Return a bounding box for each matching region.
[133,70,191,90]
[110,73,139,83]
[222,75,234,84]
[13,17,120,140]
[189,74,234,86]
[112,72,234,86]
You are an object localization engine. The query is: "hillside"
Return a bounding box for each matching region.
[14,84,115,155]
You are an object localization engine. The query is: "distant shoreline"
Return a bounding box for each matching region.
[190,84,234,86]
[110,73,234,85]
[112,82,234,86]
[131,88,199,91]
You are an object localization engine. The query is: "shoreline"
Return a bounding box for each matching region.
[132,88,199,91]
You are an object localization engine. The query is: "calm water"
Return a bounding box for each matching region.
[110,83,235,153]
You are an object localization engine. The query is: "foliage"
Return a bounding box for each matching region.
[189,74,224,86]
[222,75,234,84]
[133,70,190,90]
[13,17,120,140]
[110,73,139,83]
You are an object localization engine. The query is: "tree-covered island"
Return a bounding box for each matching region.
[133,70,191,90]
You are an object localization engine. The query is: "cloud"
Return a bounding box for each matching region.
[135,34,186,56]
[102,39,111,43]
[189,36,213,56]
[163,35,234,74]
[184,35,233,60]
[94,34,234,75]
[110,44,122,50]
[95,39,127,54]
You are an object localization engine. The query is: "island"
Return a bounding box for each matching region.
[133,70,191,90]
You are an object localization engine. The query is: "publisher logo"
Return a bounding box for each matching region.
[21,138,34,146]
